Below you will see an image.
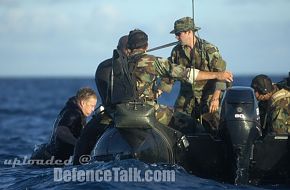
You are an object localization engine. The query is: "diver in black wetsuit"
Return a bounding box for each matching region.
[30,87,97,165]
[73,36,128,165]
[95,35,128,107]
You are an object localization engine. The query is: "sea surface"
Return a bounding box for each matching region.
[0,75,288,190]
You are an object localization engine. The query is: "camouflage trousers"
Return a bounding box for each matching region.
[171,97,221,135]
[143,100,173,126]
[270,89,290,134]
[154,104,174,126]
[170,110,220,134]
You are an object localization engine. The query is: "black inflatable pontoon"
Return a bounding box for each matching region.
[92,87,290,186]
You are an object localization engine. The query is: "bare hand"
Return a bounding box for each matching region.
[156,89,163,98]
[209,99,219,113]
[217,71,233,82]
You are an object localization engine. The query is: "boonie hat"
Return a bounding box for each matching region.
[170,17,200,34]
[251,74,274,95]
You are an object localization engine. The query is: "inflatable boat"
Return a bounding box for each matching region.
[91,86,290,186]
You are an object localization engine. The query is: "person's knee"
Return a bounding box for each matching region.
[155,105,173,126]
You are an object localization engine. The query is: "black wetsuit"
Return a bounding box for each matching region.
[95,58,112,107]
[49,96,86,161]
[73,111,110,165]
[74,51,128,165]
[73,58,115,165]
[31,97,86,163]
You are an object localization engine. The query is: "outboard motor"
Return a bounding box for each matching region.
[92,102,187,164]
[219,87,262,185]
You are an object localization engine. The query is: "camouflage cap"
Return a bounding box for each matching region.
[251,74,274,95]
[170,17,200,34]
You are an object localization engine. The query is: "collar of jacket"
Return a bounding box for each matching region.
[129,49,145,57]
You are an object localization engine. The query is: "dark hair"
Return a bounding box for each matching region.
[76,87,97,101]
[251,74,274,95]
[117,35,128,50]
[127,29,148,50]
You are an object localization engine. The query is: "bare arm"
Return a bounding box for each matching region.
[194,70,233,82]
[187,69,233,83]
[155,58,233,84]
[209,90,221,113]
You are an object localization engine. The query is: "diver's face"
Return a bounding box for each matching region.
[80,97,97,117]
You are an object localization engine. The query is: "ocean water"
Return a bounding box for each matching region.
[0,75,287,190]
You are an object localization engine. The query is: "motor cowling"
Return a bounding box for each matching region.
[219,87,262,184]
[220,87,262,144]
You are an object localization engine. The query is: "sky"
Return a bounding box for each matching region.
[0,0,289,77]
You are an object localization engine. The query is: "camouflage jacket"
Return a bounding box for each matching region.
[269,87,290,134]
[128,50,191,103]
[169,36,226,114]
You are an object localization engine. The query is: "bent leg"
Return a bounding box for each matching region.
[155,104,174,126]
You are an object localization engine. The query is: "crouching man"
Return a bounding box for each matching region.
[30,87,97,166]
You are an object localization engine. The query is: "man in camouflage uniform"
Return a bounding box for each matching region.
[251,74,290,134]
[168,17,228,132]
[126,29,233,126]
[73,30,233,165]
